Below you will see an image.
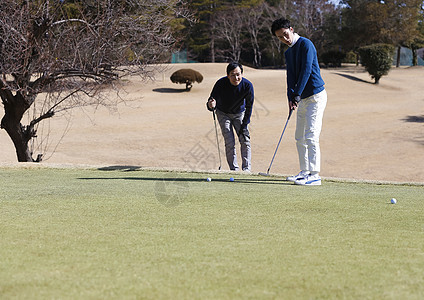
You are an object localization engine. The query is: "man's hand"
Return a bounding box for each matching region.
[207,97,216,110]
[238,125,250,139]
[289,95,300,110]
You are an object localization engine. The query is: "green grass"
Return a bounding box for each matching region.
[0,167,423,299]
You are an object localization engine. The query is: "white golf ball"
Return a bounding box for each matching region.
[206,177,212,182]
[391,198,397,204]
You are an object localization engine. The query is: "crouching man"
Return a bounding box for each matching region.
[206,62,254,172]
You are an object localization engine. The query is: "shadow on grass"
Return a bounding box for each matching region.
[403,115,424,123]
[79,176,291,185]
[334,73,372,84]
[98,165,142,172]
[401,115,424,146]
[94,166,293,185]
[153,88,188,93]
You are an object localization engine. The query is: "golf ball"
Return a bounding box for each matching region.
[391,198,397,204]
[229,177,234,182]
[206,177,212,182]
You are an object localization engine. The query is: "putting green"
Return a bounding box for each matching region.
[1,167,423,299]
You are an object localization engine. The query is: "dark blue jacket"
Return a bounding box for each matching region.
[285,36,325,101]
[209,77,254,126]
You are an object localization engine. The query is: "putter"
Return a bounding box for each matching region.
[259,108,294,176]
[212,109,222,170]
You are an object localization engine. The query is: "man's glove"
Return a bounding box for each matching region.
[293,95,301,105]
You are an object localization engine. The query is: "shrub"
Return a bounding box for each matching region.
[320,50,346,67]
[344,51,358,64]
[170,69,203,91]
[358,44,394,84]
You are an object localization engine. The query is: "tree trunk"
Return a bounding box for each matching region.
[412,48,418,66]
[1,117,34,162]
[0,92,35,162]
[396,46,401,68]
[210,37,215,63]
[210,10,216,63]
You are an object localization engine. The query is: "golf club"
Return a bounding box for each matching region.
[212,109,222,170]
[259,108,294,176]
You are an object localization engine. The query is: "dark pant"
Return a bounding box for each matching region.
[216,109,251,171]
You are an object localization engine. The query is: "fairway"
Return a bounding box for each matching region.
[1,167,423,299]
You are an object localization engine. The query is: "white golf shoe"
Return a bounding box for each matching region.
[287,171,310,182]
[294,173,322,186]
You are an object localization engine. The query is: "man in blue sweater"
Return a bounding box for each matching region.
[207,62,254,171]
[271,18,327,186]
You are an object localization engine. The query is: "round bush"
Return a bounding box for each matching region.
[170,69,203,91]
[359,44,394,84]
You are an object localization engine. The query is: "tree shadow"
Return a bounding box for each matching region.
[403,115,424,123]
[98,165,142,172]
[79,175,290,185]
[153,88,188,93]
[402,115,424,146]
[334,73,372,84]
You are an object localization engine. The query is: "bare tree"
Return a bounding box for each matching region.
[0,0,189,162]
[245,2,266,68]
[263,1,293,66]
[291,0,336,53]
[214,6,244,62]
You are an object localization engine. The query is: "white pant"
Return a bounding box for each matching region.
[295,89,327,173]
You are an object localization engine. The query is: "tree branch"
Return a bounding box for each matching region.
[29,109,54,128]
[0,19,28,43]
[51,19,99,37]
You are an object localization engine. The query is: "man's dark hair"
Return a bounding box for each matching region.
[226,62,243,75]
[271,18,291,36]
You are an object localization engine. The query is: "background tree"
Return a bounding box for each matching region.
[262,1,293,66]
[185,0,225,62]
[243,1,267,67]
[214,4,245,62]
[182,0,341,67]
[0,0,189,162]
[404,1,424,65]
[339,0,382,64]
[291,0,337,54]
[340,0,423,66]
[180,0,424,67]
[384,0,422,67]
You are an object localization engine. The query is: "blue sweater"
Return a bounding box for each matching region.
[209,77,254,126]
[285,36,325,101]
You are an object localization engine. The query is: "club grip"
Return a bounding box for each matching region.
[288,107,294,120]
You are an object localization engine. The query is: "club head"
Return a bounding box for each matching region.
[258,172,270,176]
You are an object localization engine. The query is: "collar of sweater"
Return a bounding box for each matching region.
[289,33,300,47]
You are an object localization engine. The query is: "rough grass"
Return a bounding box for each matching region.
[0,167,423,299]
